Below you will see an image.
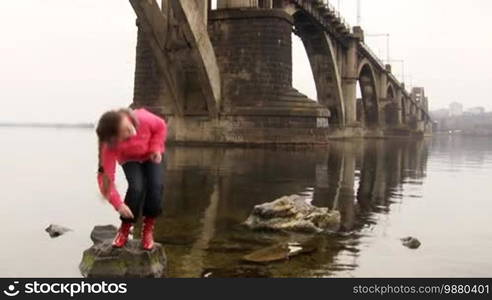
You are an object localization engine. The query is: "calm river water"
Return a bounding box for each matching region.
[1,127,491,277]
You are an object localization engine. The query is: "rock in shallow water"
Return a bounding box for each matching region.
[242,242,316,264]
[202,266,270,278]
[79,225,167,278]
[401,237,421,249]
[243,195,341,233]
[45,224,72,238]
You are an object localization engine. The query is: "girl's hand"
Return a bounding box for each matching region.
[118,204,134,219]
[150,152,162,164]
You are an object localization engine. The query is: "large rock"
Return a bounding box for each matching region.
[79,225,167,278]
[243,195,341,233]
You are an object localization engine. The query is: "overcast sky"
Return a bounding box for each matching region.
[1,0,491,123]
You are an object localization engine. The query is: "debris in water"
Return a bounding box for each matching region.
[242,242,316,263]
[45,224,72,238]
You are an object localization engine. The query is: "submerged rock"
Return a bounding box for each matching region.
[242,242,316,264]
[202,266,270,278]
[401,237,421,249]
[243,195,341,233]
[79,225,167,278]
[45,224,72,238]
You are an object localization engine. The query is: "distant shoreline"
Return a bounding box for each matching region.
[0,123,94,129]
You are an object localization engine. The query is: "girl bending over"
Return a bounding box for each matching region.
[96,108,167,250]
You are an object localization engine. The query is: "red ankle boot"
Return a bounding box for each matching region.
[112,222,132,248]
[141,217,156,251]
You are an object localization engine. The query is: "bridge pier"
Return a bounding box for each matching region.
[379,69,389,127]
[343,79,358,126]
[395,89,404,125]
[342,36,359,126]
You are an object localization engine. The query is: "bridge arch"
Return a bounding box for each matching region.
[293,10,345,126]
[356,60,380,127]
[386,84,396,99]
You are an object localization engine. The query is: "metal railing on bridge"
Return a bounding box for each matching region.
[291,0,352,34]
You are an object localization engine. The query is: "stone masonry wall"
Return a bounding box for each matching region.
[208,9,293,108]
[132,24,174,116]
[133,25,161,108]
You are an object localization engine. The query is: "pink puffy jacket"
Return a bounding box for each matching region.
[97,108,167,210]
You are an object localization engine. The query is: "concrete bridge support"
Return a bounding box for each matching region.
[395,89,404,125]
[205,7,331,143]
[379,71,388,127]
[342,37,359,126]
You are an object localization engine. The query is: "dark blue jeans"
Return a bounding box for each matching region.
[121,160,164,223]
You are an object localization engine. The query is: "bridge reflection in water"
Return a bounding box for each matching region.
[155,140,429,277]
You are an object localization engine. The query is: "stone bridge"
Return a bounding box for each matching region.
[129,0,432,145]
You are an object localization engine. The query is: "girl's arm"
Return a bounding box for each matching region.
[147,111,168,154]
[97,144,123,210]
